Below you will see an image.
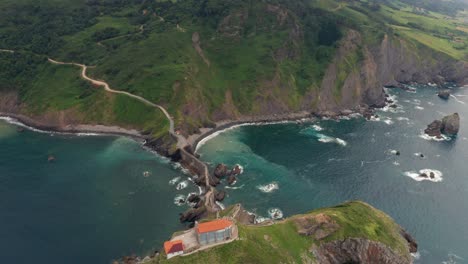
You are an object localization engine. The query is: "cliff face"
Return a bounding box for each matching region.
[311,238,411,264]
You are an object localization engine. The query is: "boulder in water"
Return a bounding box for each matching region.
[214,164,229,178]
[424,120,443,137]
[441,113,460,136]
[179,206,207,223]
[231,165,242,176]
[227,175,237,185]
[419,173,428,178]
[215,190,226,202]
[47,155,56,163]
[429,172,435,179]
[438,89,451,100]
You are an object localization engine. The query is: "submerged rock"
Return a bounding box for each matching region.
[424,120,443,137]
[231,165,242,176]
[47,155,56,163]
[438,89,451,100]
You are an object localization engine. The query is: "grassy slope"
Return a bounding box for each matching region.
[0,0,467,137]
[0,52,169,137]
[158,201,409,264]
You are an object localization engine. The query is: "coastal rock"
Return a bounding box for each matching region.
[419,173,428,178]
[231,165,242,176]
[227,175,237,185]
[187,194,201,204]
[430,172,435,179]
[441,113,460,136]
[399,229,418,253]
[214,164,230,178]
[215,190,226,202]
[424,120,444,137]
[180,206,207,223]
[310,238,412,264]
[438,89,451,100]
[424,113,460,138]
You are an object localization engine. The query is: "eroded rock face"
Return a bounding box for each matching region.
[294,213,340,240]
[179,206,207,223]
[424,113,460,137]
[441,113,460,135]
[310,238,411,264]
[215,190,226,202]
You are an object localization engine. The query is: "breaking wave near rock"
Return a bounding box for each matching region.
[404,169,443,182]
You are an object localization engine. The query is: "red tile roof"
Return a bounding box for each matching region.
[164,240,184,254]
[197,219,233,234]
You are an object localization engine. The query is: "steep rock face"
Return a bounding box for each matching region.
[310,238,411,264]
[441,113,460,135]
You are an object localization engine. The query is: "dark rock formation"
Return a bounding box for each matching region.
[400,229,418,253]
[438,89,451,100]
[430,172,435,179]
[215,190,226,202]
[310,238,412,264]
[424,120,444,137]
[180,206,207,223]
[441,113,460,135]
[214,164,230,178]
[227,175,237,185]
[419,173,428,178]
[187,194,201,204]
[425,113,460,137]
[231,165,242,176]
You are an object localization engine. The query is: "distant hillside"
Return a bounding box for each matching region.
[151,201,417,264]
[0,0,467,152]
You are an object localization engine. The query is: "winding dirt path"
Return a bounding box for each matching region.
[47,58,188,148]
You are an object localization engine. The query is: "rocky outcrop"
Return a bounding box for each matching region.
[214,190,226,202]
[438,89,451,100]
[310,238,411,264]
[400,229,418,253]
[441,113,460,135]
[180,206,207,223]
[214,164,230,178]
[424,113,460,137]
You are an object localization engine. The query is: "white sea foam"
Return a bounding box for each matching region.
[254,215,270,224]
[176,180,189,190]
[225,184,245,190]
[312,124,324,131]
[414,106,424,110]
[396,117,410,121]
[195,120,301,152]
[404,169,443,182]
[389,149,399,155]
[419,133,451,142]
[450,94,466,105]
[169,176,181,185]
[174,194,186,206]
[411,252,420,260]
[257,182,279,193]
[393,161,400,166]
[316,133,347,146]
[383,118,394,125]
[216,201,226,210]
[268,208,284,220]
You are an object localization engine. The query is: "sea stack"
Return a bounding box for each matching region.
[424,113,460,138]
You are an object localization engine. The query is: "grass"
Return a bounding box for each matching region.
[157,201,409,264]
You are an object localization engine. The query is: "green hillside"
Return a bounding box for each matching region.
[155,201,411,264]
[0,0,467,141]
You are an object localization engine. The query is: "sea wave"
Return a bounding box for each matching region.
[268,208,284,220]
[312,124,324,131]
[257,182,279,193]
[225,184,245,190]
[169,176,181,185]
[415,106,425,110]
[174,194,186,206]
[419,133,451,142]
[317,133,347,146]
[404,169,443,182]
[176,180,189,190]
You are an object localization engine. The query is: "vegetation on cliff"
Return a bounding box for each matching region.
[0,0,467,141]
[155,201,413,264]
